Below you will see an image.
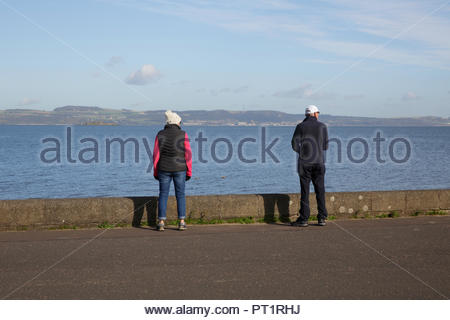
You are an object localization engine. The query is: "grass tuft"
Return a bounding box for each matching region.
[388,211,400,218]
[97,222,115,229]
[410,210,447,217]
[425,210,447,216]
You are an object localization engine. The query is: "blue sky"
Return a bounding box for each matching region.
[1,0,449,117]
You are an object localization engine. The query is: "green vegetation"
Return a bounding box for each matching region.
[97,221,132,229]
[156,215,302,225]
[114,222,129,228]
[349,210,402,219]
[60,225,78,230]
[389,211,400,218]
[97,222,116,229]
[424,210,447,216]
[258,217,275,223]
[48,224,78,230]
[410,210,447,217]
[375,211,400,219]
[167,216,258,225]
[350,210,372,219]
[18,209,449,232]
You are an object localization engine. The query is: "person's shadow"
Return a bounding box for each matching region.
[129,194,293,228]
[128,197,158,228]
[259,194,292,224]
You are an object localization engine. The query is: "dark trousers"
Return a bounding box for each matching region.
[298,162,328,222]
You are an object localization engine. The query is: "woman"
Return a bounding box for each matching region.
[153,110,192,231]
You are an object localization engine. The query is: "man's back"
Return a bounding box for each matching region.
[291,116,328,164]
[291,108,329,226]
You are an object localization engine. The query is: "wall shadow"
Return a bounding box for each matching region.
[127,197,158,227]
[258,194,292,223]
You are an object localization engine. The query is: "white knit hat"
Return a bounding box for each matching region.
[165,110,182,125]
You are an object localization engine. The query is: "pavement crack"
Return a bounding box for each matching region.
[331,221,448,299]
[1,198,154,299]
[1,229,107,299]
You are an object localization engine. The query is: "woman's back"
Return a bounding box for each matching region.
[156,124,188,173]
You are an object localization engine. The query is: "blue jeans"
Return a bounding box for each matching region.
[158,170,186,220]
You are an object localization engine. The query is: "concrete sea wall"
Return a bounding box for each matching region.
[0,189,449,231]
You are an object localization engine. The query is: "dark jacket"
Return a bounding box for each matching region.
[291,116,328,165]
[153,124,192,177]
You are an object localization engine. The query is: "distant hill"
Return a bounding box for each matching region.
[0,106,449,126]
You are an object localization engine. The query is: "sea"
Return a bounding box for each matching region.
[0,125,449,200]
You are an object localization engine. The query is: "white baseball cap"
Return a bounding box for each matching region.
[305,105,320,115]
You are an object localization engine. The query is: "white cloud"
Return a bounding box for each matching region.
[106,56,124,67]
[108,0,450,70]
[273,84,335,100]
[402,91,421,101]
[328,0,450,49]
[16,98,40,106]
[109,0,324,37]
[311,0,450,69]
[125,64,161,85]
[298,37,450,70]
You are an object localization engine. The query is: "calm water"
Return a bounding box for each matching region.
[0,125,449,200]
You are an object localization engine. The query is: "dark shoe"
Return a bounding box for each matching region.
[291,220,308,227]
[318,219,327,226]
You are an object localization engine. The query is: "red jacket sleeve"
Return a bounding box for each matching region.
[153,135,160,178]
[184,132,192,177]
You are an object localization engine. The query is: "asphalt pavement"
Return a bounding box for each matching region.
[0,216,449,299]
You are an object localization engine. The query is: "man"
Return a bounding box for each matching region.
[291,105,329,227]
